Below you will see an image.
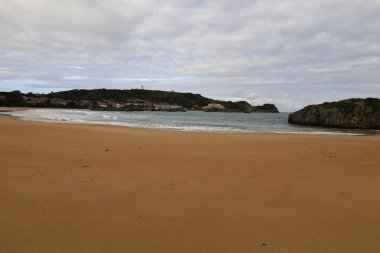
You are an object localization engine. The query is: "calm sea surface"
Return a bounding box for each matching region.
[2,109,379,135]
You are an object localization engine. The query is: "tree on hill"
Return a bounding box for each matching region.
[5,90,25,107]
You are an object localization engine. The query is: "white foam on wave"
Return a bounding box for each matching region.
[269,131,365,136]
[102,114,118,119]
[0,109,373,136]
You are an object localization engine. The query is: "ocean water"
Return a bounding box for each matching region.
[1,109,379,135]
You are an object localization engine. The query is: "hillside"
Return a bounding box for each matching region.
[48,89,212,108]
[47,89,278,112]
[0,89,279,113]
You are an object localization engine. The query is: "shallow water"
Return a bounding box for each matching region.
[2,109,379,135]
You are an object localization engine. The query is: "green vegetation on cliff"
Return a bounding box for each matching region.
[320,98,380,114]
[48,89,213,108]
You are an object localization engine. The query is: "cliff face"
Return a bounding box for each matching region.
[288,98,380,129]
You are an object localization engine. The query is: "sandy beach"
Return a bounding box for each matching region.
[1,111,380,253]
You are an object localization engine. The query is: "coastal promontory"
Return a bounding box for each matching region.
[0,89,279,113]
[288,98,380,129]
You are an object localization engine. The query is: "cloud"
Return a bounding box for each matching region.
[0,0,379,111]
[62,76,90,80]
[59,66,87,70]
[62,76,187,82]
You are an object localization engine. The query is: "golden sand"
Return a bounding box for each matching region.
[1,112,380,253]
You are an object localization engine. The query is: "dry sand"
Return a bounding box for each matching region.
[1,111,380,253]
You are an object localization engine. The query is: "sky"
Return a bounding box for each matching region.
[0,0,379,111]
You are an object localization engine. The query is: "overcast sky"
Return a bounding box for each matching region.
[0,0,379,111]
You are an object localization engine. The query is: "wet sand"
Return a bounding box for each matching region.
[1,112,380,253]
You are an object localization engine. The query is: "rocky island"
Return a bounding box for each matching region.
[288,98,380,129]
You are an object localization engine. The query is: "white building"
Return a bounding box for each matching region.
[202,103,225,111]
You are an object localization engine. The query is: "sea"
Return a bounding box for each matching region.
[1,109,379,135]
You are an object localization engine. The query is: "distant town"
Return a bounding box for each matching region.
[0,89,279,113]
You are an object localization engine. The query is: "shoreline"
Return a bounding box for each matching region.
[1,114,380,252]
[1,107,377,136]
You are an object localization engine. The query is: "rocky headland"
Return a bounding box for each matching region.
[0,89,279,113]
[288,98,380,129]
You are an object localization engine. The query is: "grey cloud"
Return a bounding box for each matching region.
[0,0,379,111]
[59,66,87,70]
